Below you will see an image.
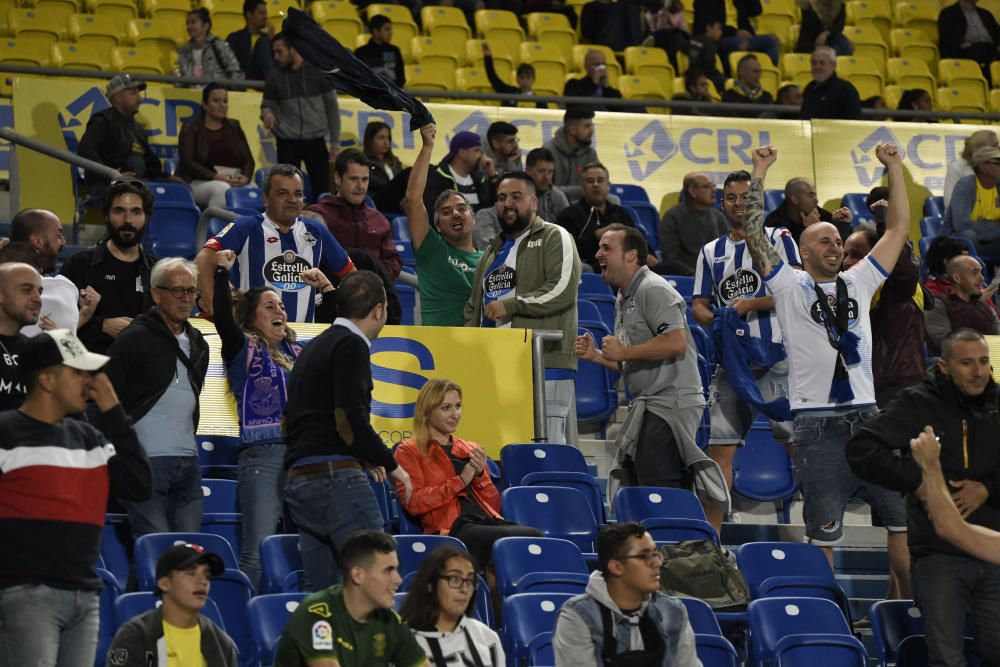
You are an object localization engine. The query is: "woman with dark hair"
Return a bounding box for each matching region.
[177,83,255,208]
[363,121,403,202]
[210,248,335,589]
[896,88,935,122]
[400,545,505,667]
[178,7,244,80]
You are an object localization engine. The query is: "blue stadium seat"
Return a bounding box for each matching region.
[391,215,411,242]
[578,299,602,324]
[492,536,590,597]
[114,591,225,630]
[369,479,392,532]
[614,486,707,522]
[528,631,554,666]
[394,534,466,579]
[895,634,980,667]
[101,520,132,592]
[201,479,241,557]
[393,494,425,535]
[502,593,575,665]
[259,535,303,595]
[134,533,240,590]
[96,568,121,667]
[764,189,785,213]
[575,341,618,434]
[247,593,307,666]
[680,597,723,636]
[501,486,599,552]
[208,216,233,237]
[198,435,241,479]
[587,293,616,331]
[663,274,694,302]
[748,597,867,667]
[870,599,925,667]
[920,215,942,238]
[521,471,606,524]
[622,204,661,254]
[610,183,650,204]
[148,182,197,206]
[841,192,870,222]
[149,202,201,259]
[226,186,265,211]
[499,443,589,488]
[732,429,797,524]
[924,195,944,218]
[579,272,614,297]
[395,239,416,268]
[696,634,740,667]
[395,282,416,325]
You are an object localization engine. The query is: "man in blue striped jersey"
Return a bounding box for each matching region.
[692,169,801,532]
[195,164,355,322]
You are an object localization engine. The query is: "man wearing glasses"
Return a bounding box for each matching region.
[106,257,209,544]
[553,522,701,666]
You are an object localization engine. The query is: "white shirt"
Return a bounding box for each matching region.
[21,275,79,337]
[413,616,505,667]
[765,256,887,412]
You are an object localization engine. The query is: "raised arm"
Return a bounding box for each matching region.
[403,124,436,250]
[866,144,909,274]
[743,146,782,275]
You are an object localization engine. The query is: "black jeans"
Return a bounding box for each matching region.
[276,137,330,203]
[626,411,685,489]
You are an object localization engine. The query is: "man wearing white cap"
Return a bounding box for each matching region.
[0,329,151,666]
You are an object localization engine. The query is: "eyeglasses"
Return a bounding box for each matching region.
[155,286,200,298]
[618,550,665,566]
[110,178,147,189]
[439,574,477,590]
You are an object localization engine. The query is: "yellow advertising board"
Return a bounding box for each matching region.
[191,320,535,458]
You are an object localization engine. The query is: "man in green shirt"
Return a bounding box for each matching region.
[275,531,428,667]
[403,124,483,327]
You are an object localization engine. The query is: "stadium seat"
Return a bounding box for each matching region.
[110,45,166,74]
[870,599,925,667]
[50,41,106,70]
[841,192,871,221]
[781,52,812,87]
[225,186,265,211]
[883,83,904,108]
[88,0,139,31]
[727,50,781,96]
[843,25,889,75]
[148,200,201,259]
[837,55,885,99]
[763,188,784,213]
[581,294,614,330]
[526,12,576,63]
[501,486,599,552]
[613,487,719,544]
[737,542,852,622]
[759,0,798,40]
[370,478,392,532]
[492,536,590,597]
[404,63,454,92]
[394,535,466,579]
[576,322,619,431]
[411,34,462,69]
[394,239,415,268]
[991,89,1000,113]
[520,41,568,86]
[198,435,241,477]
[895,2,939,45]
[115,591,225,629]
[134,533,240,590]
[748,597,867,667]
[528,631,554,666]
[101,520,132,592]
[96,568,120,667]
[579,295,604,322]
[66,12,120,49]
[455,67,496,100]
[894,634,981,667]
[363,3,418,47]
[887,57,936,93]
[521,471,606,524]
[663,275,694,302]
[201,478,241,559]
[579,272,614,296]
[127,18,183,57]
[264,0,300,22]
[571,43,622,83]
[920,215,942,238]
[938,58,989,102]
[680,597,723,635]
[474,9,525,60]
[212,12,245,40]
[890,28,939,72]
[624,201,661,252]
[34,0,78,27]
[499,443,589,488]
[620,75,670,108]
[141,0,189,22]
[846,0,892,42]
[321,17,360,48]
[937,86,987,115]
[502,592,576,665]
[420,5,470,42]
[696,634,741,667]
[732,429,797,523]
[260,534,304,595]
[7,8,63,48]
[247,593,307,666]
[924,195,944,218]
[464,38,514,81]
[610,183,651,205]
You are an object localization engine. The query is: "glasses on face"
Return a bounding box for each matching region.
[110,179,146,189]
[156,286,200,298]
[618,550,665,567]
[440,574,477,590]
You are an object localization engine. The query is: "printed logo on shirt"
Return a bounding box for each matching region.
[626,298,637,314]
[484,265,516,298]
[265,236,279,244]
[448,255,476,273]
[307,602,331,618]
[656,322,671,334]
[809,294,860,324]
[302,231,317,247]
[108,649,128,666]
[373,633,387,657]
[216,223,234,238]
[312,621,333,650]
[719,268,761,303]
[527,239,543,249]
[262,250,311,291]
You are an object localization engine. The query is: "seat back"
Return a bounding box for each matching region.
[662,275,694,302]
[502,593,575,662]
[225,186,265,211]
[202,478,239,515]
[96,568,120,667]
[579,272,614,296]
[492,536,588,597]
[521,471,606,524]
[134,533,239,591]
[259,535,304,595]
[895,634,981,667]
[695,634,740,667]
[394,535,467,579]
[247,593,307,666]
[610,183,651,204]
[748,597,856,664]
[499,443,589,488]
[115,591,224,629]
[101,521,133,592]
[614,486,707,522]
[732,429,797,505]
[737,541,835,598]
[501,486,598,552]
[920,216,942,238]
[870,599,924,665]
[680,596,723,635]
[148,203,201,259]
[627,201,662,252]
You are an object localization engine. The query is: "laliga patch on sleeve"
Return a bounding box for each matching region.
[655,323,671,334]
[312,620,334,650]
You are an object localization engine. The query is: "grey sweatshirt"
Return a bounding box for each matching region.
[261,62,340,144]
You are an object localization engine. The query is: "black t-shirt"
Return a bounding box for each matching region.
[102,254,144,317]
[0,333,29,411]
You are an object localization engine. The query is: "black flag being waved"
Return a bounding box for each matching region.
[282,7,434,131]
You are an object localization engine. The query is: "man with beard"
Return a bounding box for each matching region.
[556,163,639,273]
[466,171,581,445]
[924,254,1000,356]
[9,209,100,336]
[422,131,497,214]
[544,106,600,203]
[0,262,42,410]
[61,180,159,354]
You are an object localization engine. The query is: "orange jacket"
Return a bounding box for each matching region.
[394,436,503,534]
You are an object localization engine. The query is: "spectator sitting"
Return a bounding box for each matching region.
[659,171,730,275]
[563,49,624,112]
[581,0,656,52]
[686,22,727,91]
[543,106,600,201]
[944,130,999,208]
[483,121,522,174]
[800,45,862,120]
[721,53,774,113]
[672,69,717,116]
[925,254,1000,356]
[863,95,890,121]
[106,544,237,666]
[774,83,803,118]
[764,176,853,243]
[923,235,974,298]
[481,44,543,109]
[176,83,254,209]
[177,8,244,81]
[354,14,405,87]
[225,0,274,80]
[943,146,1000,255]
[363,121,404,205]
[939,0,1000,84]
[693,0,780,72]
[421,131,497,215]
[642,0,691,70]
[895,88,935,123]
[796,0,853,55]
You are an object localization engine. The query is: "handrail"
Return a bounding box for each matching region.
[531,330,565,442]
[0,126,121,180]
[2,63,998,122]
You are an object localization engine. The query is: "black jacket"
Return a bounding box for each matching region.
[796,5,847,53]
[693,0,763,35]
[846,368,1000,560]
[59,241,159,354]
[939,1,1000,58]
[106,607,237,666]
[423,160,496,214]
[354,39,406,87]
[763,201,852,244]
[563,76,623,112]
[76,107,164,187]
[105,308,209,429]
[556,198,634,271]
[801,72,862,120]
[226,27,274,81]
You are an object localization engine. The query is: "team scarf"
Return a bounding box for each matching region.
[241,337,301,444]
[813,278,861,403]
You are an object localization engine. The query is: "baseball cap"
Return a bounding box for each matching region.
[17,329,109,380]
[443,131,482,164]
[155,543,226,580]
[105,74,147,99]
[971,146,1000,167]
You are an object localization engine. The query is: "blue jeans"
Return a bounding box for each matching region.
[124,455,204,540]
[283,466,384,592]
[237,444,287,590]
[793,408,907,545]
[912,553,1000,667]
[0,584,99,666]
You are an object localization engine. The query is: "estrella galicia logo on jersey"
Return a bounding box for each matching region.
[810,294,859,324]
[624,121,678,182]
[484,265,516,298]
[719,268,761,303]
[263,250,311,291]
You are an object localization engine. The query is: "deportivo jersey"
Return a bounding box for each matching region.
[204,214,354,322]
[480,229,530,328]
[693,228,800,344]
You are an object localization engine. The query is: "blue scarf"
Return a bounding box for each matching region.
[813,278,861,403]
[241,338,301,444]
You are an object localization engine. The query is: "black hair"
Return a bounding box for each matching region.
[333,149,371,177]
[201,82,226,105]
[684,67,706,93]
[272,31,289,47]
[340,530,397,581]
[581,162,609,179]
[362,121,399,167]
[242,0,265,16]
[10,208,52,243]
[525,147,555,168]
[262,163,304,195]
[0,241,43,270]
[497,170,536,194]
[369,14,390,31]
[925,235,970,277]
[603,223,648,264]
[723,170,751,189]
[398,545,478,631]
[776,83,799,103]
[188,7,211,29]
[898,88,930,111]
[865,186,889,209]
[597,521,648,577]
[564,105,595,123]
[487,121,517,145]
[336,270,386,320]
[515,63,535,79]
[102,180,155,220]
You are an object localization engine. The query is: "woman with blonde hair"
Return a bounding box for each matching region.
[945,130,1000,208]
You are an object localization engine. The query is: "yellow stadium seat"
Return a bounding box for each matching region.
[846,0,892,42]
[0,37,49,67]
[363,3,419,46]
[309,1,361,23]
[411,35,461,69]
[760,0,799,22]
[465,38,514,82]
[127,18,183,49]
[754,14,792,51]
[474,9,525,59]
[50,40,107,69]
[67,12,120,50]
[786,23,800,51]
[887,57,936,92]
[420,5,470,42]
[571,43,622,82]
[199,0,244,13]
[837,55,884,99]
[522,41,567,88]
[211,12,244,39]
[323,19,360,48]
[890,28,939,73]
[937,87,987,122]
[87,0,139,31]
[781,52,812,87]
[33,0,77,29]
[110,45,166,74]
[883,83,903,108]
[991,89,1000,113]
[526,12,576,63]
[938,58,989,100]
[531,69,563,97]
[455,66,499,105]
[8,8,62,47]
[405,62,454,91]
[620,74,669,100]
[623,46,675,98]
[895,3,938,45]
[982,0,1000,22]
[141,0,188,22]
[842,25,889,75]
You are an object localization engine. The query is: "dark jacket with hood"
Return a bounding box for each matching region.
[543,127,600,190]
[106,606,238,666]
[422,159,496,215]
[846,367,1000,560]
[105,307,210,429]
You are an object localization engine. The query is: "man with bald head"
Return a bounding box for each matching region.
[925,254,1000,356]
[563,49,623,112]
[659,171,730,275]
[0,262,42,410]
[740,143,912,591]
[764,176,852,244]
